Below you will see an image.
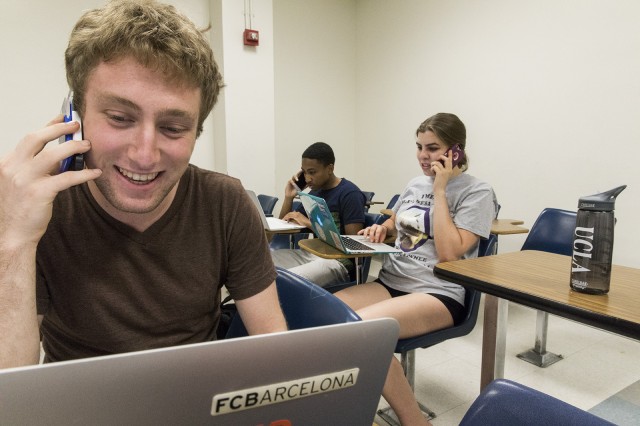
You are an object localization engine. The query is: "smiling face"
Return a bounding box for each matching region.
[415,130,449,177]
[81,56,201,230]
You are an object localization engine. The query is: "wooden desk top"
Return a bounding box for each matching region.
[490,219,528,235]
[434,250,640,340]
[298,238,376,259]
[373,213,528,236]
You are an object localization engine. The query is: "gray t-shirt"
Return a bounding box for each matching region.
[378,173,498,306]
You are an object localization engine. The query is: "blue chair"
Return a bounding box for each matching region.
[257,194,278,217]
[517,208,577,367]
[225,268,361,338]
[378,194,400,226]
[377,233,498,424]
[363,191,375,212]
[460,379,614,425]
[386,194,400,210]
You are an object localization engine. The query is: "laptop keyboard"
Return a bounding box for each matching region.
[341,236,375,251]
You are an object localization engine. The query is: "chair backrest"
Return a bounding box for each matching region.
[225,268,361,338]
[362,191,375,203]
[478,233,498,257]
[386,194,400,210]
[364,212,383,227]
[521,208,576,256]
[257,194,279,216]
[460,379,614,426]
[362,191,375,212]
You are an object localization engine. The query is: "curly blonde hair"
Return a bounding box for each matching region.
[65,0,223,137]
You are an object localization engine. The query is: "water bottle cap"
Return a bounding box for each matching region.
[578,185,627,211]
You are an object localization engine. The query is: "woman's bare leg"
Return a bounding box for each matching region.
[336,285,454,425]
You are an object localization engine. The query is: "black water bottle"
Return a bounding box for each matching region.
[570,185,626,294]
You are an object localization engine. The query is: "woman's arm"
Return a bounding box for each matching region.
[431,154,479,262]
[432,190,479,262]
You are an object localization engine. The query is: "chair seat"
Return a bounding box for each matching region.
[395,287,481,352]
[225,268,361,338]
[460,379,614,425]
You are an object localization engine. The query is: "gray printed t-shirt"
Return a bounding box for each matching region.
[377,173,498,306]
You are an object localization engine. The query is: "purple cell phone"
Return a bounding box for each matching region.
[440,144,465,168]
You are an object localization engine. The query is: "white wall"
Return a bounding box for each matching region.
[2,0,638,267]
[211,0,276,195]
[1,0,104,158]
[273,0,357,211]
[353,0,640,266]
[0,0,283,196]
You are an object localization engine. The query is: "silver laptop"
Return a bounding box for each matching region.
[247,189,306,232]
[0,319,399,426]
[299,192,401,255]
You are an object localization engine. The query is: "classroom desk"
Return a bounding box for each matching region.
[433,250,640,390]
[265,227,309,249]
[297,238,376,284]
[490,219,528,235]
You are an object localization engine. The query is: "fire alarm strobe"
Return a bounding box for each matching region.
[244,29,259,46]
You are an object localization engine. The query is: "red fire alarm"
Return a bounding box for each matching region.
[243,29,259,46]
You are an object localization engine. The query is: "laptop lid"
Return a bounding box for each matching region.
[0,319,398,426]
[246,190,305,231]
[298,192,401,254]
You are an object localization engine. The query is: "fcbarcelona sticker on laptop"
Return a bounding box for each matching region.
[298,192,401,255]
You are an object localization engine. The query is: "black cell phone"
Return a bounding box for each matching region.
[293,170,307,191]
[440,144,465,168]
[58,92,84,172]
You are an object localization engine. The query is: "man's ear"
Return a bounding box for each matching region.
[327,163,335,174]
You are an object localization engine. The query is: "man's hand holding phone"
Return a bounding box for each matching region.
[293,170,307,191]
[284,169,306,199]
[0,113,101,248]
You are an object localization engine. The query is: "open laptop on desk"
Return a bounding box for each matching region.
[299,192,401,255]
[0,319,398,426]
[247,189,306,232]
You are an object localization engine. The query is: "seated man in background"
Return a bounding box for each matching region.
[272,142,366,287]
[0,0,286,368]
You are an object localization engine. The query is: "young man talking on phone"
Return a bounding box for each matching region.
[272,142,367,287]
[0,0,286,368]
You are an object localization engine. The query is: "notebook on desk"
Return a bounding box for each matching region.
[298,192,401,255]
[246,189,306,232]
[0,319,398,426]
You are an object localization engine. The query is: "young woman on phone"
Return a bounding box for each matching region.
[335,113,498,425]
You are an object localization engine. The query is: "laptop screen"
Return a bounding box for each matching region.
[0,319,398,425]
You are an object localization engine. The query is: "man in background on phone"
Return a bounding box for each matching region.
[272,142,367,287]
[0,0,286,369]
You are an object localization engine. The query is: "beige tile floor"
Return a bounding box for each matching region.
[368,258,640,425]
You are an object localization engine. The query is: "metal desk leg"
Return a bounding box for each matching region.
[516,310,563,367]
[355,257,361,284]
[481,295,508,390]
